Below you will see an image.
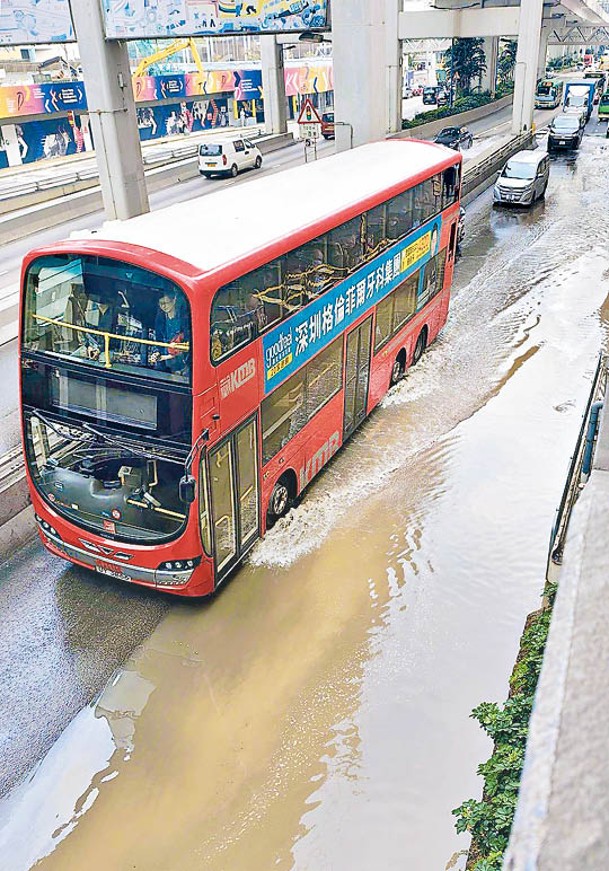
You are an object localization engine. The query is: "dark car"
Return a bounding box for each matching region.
[422,86,438,105]
[433,125,473,150]
[547,114,583,152]
[321,112,335,139]
[435,88,449,106]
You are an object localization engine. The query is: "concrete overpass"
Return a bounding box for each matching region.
[63,0,609,220]
[330,0,609,148]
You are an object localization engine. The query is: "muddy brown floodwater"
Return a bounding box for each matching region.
[1,132,609,871]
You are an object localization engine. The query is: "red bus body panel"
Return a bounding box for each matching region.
[20,145,462,597]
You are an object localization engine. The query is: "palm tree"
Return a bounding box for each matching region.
[497,39,517,87]
[443,38,487,95]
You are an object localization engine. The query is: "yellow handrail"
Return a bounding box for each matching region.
[32,314,189,370]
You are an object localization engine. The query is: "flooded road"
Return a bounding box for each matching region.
[2,129,609,871]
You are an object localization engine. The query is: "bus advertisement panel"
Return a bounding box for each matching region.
[19,141,461,597]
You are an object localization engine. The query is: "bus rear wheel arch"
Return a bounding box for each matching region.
[412,328,428,366]
[266,471,297,528]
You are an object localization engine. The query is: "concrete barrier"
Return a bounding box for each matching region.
[392,94,513,142]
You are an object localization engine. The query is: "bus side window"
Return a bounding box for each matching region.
[328,217,364,277]
[387,189,413,240]
[284,253,308,313]
[364,203,388,261]
[442,165,459,207]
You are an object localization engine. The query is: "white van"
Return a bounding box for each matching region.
[198,138,263,179]
[493,150,550,206]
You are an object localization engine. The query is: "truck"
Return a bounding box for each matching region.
[563,80,596,121]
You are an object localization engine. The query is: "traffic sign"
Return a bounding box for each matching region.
[297,97,322,126]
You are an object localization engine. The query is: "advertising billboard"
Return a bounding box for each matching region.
[0,0,74,44]
[102,0,329,39]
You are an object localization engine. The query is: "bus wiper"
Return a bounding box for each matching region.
[79,422,183,465]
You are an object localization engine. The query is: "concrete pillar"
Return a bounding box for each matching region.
[332,0,401,151]
[260,35,287,136]
[71,0,149,221]
[481,36,499,96]
[384,0,402,137]
[511,0,544,134]
[537,26,550,80]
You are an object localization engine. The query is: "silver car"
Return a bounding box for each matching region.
[493,150,550,207]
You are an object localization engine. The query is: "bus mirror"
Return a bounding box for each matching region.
[179,475,196,504]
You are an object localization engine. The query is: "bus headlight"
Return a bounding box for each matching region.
[154,557,200,587]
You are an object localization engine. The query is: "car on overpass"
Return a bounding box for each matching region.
[321,112,335,139]
[433,126,473,150]
[198,138,263,178]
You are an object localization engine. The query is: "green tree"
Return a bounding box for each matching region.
[443,37,487,95]
[497,39,517,87]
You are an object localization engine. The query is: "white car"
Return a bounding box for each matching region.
[198,138,263,179]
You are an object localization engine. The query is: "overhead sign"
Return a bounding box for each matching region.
[102,0,329,39]
[0,0,75,44]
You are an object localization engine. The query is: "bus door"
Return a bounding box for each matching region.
[207,416,260,581]
[343,316,373,440]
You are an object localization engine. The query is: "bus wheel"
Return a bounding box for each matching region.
[267,474,295,527]
[412,329,427,366]
[390,350,406,385]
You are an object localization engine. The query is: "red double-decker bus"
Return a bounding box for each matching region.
[20,140,461,596]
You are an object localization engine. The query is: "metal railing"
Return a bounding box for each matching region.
[546,353,608,583]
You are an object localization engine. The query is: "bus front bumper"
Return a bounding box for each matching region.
[35,515,198,590]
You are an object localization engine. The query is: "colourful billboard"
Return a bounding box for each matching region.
[103,0,329,38]
[0,65,330,120]
[0,82,86,119]
[0,0,74,45]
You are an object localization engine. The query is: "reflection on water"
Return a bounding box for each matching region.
[1,138,609,871]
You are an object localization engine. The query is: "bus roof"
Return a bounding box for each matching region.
[74,140,459,277]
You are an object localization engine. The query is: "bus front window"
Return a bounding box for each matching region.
[23,255,191,385]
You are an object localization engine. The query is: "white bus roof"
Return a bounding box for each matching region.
[79,140,456,276]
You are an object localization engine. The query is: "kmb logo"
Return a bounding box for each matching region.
[220,358,256,399]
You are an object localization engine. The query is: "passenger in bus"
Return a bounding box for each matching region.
[149,288,190,375]
[243,290,267,334]
[61,283,88,353]
[328,225,363,276]
[80,285,126,362]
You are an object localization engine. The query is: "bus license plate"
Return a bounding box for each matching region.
[95,560,131,582]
